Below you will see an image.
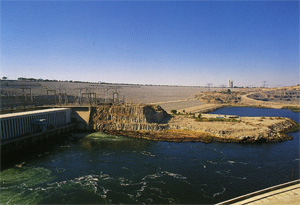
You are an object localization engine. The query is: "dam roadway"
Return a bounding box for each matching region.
[150,98,224,114]
[217,179,300,205]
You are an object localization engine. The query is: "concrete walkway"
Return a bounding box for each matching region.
[217,180,300,205]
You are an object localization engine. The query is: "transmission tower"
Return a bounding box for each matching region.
[21,88,33,102]
[262,81,267,88]
[206,83,212,91]
[80,88,97,105]
[105,87,112,102]
[112,88,120,104]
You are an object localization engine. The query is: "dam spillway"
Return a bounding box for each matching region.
[0,108,72,141]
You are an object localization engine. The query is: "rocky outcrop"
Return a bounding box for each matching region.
[247,87,300,104]
[196,91,244,104]
[90,104,299,143]
[167,116,298,143]
[91,104,170,131]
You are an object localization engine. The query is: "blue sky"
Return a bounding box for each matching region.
[1,1,299,87]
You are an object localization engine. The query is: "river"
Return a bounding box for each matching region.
[1,107,299,204]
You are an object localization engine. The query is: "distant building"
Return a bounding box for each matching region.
[228,80,233,88]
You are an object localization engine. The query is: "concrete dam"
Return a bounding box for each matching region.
[0,104,170,154]
[0,108,72,141]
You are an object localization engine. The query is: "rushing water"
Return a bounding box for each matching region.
[1,107,299,204]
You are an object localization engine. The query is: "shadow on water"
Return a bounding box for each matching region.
[1,132,152,171]
[0,136,75,171]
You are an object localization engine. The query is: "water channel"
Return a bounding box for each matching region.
[1,107,299,204]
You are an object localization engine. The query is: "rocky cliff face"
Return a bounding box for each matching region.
[91,104,170,131]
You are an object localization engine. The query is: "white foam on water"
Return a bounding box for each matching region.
[149,187,163,195]
[136,183,147,199]
[137,181,147,192]
[213,187,226,198]
[230,176,247,180]
[161,171,187,180]
[142,173,161,180]
[127,193,135,200]
[141,151,155,157]
[55,168,66,174]
[157,195,177,204]
[118,177,134,186]
[214,170,246,180]
[158,180,166,184]
[1,169,114,204]
[103,152,113,156]
[223,170,231,174]
[102,187,110,194]
[7,190,26,204]
[46,174,104,195]
[99,172,112,181]
[59,145,70,148]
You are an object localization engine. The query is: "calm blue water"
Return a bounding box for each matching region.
[211,106,299,122]
[1,107,299,204]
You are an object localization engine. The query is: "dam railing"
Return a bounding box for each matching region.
[216,179,300,205]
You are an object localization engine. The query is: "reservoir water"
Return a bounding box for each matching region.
[1,107,299,204]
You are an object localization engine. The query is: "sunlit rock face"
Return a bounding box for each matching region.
[91,104,170,131]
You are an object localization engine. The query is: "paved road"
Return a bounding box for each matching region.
[153,99,205,113]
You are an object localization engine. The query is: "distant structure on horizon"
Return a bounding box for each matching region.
[228,80,233,88]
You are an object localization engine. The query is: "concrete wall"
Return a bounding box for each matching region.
[70,106,91,130]
[0,108,71,141]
